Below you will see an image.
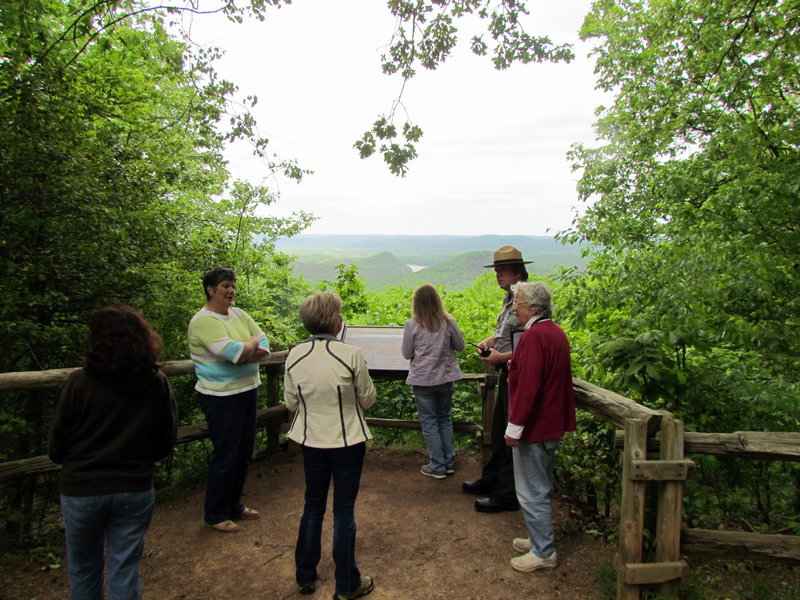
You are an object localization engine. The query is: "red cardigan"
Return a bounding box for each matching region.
[507,320,576,442]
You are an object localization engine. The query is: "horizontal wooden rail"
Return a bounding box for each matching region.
[366,418,481,434]
[573,378,663,433]
[0,353,291,392]
[0,405,290,482]
[681,528,800,562]
[0,358,495,484]
[0,410,485,482]
[623,561,688,585]
[629,459,694,481]
[614,430,800,461]
[0,358,492,393]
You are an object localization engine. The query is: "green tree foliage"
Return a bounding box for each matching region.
[0,0,312,542]
[0,0,311,372]
[565,0,800,420]
[354,0,576,175]
[317,264,369,321]
[562,0,800,528]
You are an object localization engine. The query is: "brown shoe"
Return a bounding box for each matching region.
[511,550,558,572]
[236,506,260,520]
[207,519,240,533]
[332,575,374,600]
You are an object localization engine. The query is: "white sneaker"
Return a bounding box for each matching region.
[419,464,446,479]
[512,537,532,553]
[510,550,558,573]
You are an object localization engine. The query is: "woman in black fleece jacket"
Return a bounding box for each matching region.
[49,304,178,600]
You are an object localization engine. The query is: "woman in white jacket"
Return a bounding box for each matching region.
[284,292,376,600]
[401,284,465,479]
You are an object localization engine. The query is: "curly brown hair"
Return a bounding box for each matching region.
[84,304,164,377]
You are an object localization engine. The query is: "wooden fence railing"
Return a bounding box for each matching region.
[613,429,800,565]
[0,352,491,481]
[1,357,799,599]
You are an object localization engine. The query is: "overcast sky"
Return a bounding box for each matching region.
[190,0,607,237]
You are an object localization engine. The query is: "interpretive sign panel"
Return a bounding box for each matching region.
[342,325,409,371]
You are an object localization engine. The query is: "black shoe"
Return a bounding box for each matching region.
[462,479,494,495]
[474,496,520,513]
[299,583,315,595]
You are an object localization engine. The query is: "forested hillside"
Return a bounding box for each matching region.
[276,235,586,289]
[276,233,583,261]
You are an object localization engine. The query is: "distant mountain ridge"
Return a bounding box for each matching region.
[276,234,578,261]
[274,234,585,290]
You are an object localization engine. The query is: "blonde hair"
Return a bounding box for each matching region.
[298,292,342,335]
[412,284,450,332]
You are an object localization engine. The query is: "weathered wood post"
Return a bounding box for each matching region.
[655,416,688,597]
[264,366,281,454]
[478,366,497,464]
[617,415,692,599]
[618,418,648,600]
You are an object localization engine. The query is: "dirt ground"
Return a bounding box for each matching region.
[2,448,615,600]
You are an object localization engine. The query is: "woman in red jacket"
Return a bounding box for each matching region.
[504,282,575,574]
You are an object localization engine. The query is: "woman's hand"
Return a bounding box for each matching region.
[249,346,269,363]
[236,336,263,364]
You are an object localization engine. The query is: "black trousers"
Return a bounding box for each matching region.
[480,369,516,501]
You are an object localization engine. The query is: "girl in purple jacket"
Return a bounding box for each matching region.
[401,284,465,479]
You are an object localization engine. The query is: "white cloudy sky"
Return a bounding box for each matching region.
[188,0,608,236]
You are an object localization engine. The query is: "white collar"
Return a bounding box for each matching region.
[524,315,550,329]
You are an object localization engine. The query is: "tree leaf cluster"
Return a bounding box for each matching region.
[356,0,575,175]
[0,0,313,542]
[0,0,312,372]
[564,0,800,419]
[561,0,800,530]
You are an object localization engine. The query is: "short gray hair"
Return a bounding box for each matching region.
[511,282,553,319]
[298,291,342,335]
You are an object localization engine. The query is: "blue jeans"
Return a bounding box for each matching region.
[61,489,155,600]
[296,443,365,595]
[413,382,455,474]
[512,440,560,559]
[198,388,258,524]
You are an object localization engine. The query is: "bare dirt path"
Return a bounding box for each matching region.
[3,448,614,600]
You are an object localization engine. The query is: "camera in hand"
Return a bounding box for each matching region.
[468,341,491,358]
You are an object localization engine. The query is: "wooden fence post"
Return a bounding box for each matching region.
[618,416,692,599]
[618,418,648,600]
[479,364,497,464]
[656,416,686,598]
[264,367,281,454]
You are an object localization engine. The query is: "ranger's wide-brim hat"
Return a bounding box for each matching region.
[483,245,533,268]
